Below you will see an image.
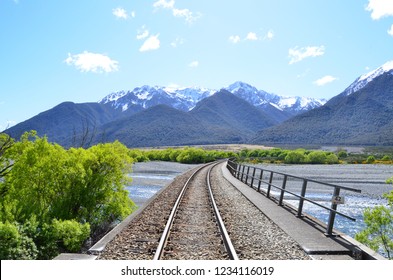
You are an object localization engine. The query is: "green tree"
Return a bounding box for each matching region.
[284,151,305,164]
[305,151,327,164]
[355,177,393,259]
[51,219,90,253]
[0,133,14,201]
[326,154,339,164]
[366,155,376,164]
[0,132,136,259]
[338,150,348,159]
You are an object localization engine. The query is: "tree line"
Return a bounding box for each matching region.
[128,147,393,165]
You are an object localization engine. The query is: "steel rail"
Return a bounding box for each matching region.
[206,162,239,260]
[153,161,238,260]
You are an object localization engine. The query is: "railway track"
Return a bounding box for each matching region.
[154,161,238,260]
[98,161,310,260]
[98,162,238,260]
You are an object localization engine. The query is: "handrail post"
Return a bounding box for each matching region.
[245,166,250,185]
[250,167,256,189]
[267,172,273,198]
[297,179,308,217]
[326,187,340,236]
[278,175,287,206]
[240,165,245,182]
[257,170,264,192]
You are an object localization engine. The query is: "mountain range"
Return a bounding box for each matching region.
[252,61,393,146]
[98,82,325,121]
[4,61,393,147]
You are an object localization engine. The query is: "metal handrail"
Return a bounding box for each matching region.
[227,158,361,235]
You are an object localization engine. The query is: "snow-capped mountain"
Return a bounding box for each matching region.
[344,60,393,96]
[100,82,326,116]
[225,81,326,114]
[99,85,215,112]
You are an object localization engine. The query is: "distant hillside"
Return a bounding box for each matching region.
[96,103,244,147]
[252,71,393,146]
[5,90,282,148]
[95,90,277,147]
[5,102,122,147]
[190,90,278,134]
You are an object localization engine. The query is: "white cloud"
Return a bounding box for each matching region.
[366,0,393,20]
[288,46,325,64]
[388,24,393,36]
[188,61,199,68]
[230,31,268,43]
[265,30,274,40]
[131,11,136,18]
[229,35,241,44]
[0,120,17,131]
[153,0,175,9]
[171,37,185,48]
[173,8,201,23]
[313,75,338,86]
[153,0,201,24]
[245,32,258,41]
[113,7,128,19]
[137,26,149,40]
[64,51,119,73]
[139,34,160,52]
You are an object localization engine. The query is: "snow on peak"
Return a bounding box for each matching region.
[345,60,393,95]
[100,82,325,114]
[226,81,258,93]
[226,82,325,112]
[359,60,393,82]
[99,90,127,103]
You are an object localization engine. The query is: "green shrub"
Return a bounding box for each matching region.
[366,156,376,164]
[326,154,339,164]
[284,151,305,164]
[305,151,327,164]
[382,155,391,161]
[51,219,90,253]
[338,150,348,159]
[0,221,38,260]
[355,177,393,259]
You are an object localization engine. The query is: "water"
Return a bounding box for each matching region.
[281,192,388,237]
[125,173,175,207]
[252,163,393,235]
[124,161,197,207]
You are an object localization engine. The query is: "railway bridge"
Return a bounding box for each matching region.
[54,160,386,260]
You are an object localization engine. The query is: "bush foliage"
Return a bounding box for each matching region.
[355,177,393,259]
[0,132,136,259]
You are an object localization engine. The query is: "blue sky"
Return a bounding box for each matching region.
[1,0,393,130]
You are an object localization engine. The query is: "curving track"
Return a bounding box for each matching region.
[98,161,309,260]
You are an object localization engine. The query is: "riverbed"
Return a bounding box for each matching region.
[250,163,393,238]
[125,161,198,207]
